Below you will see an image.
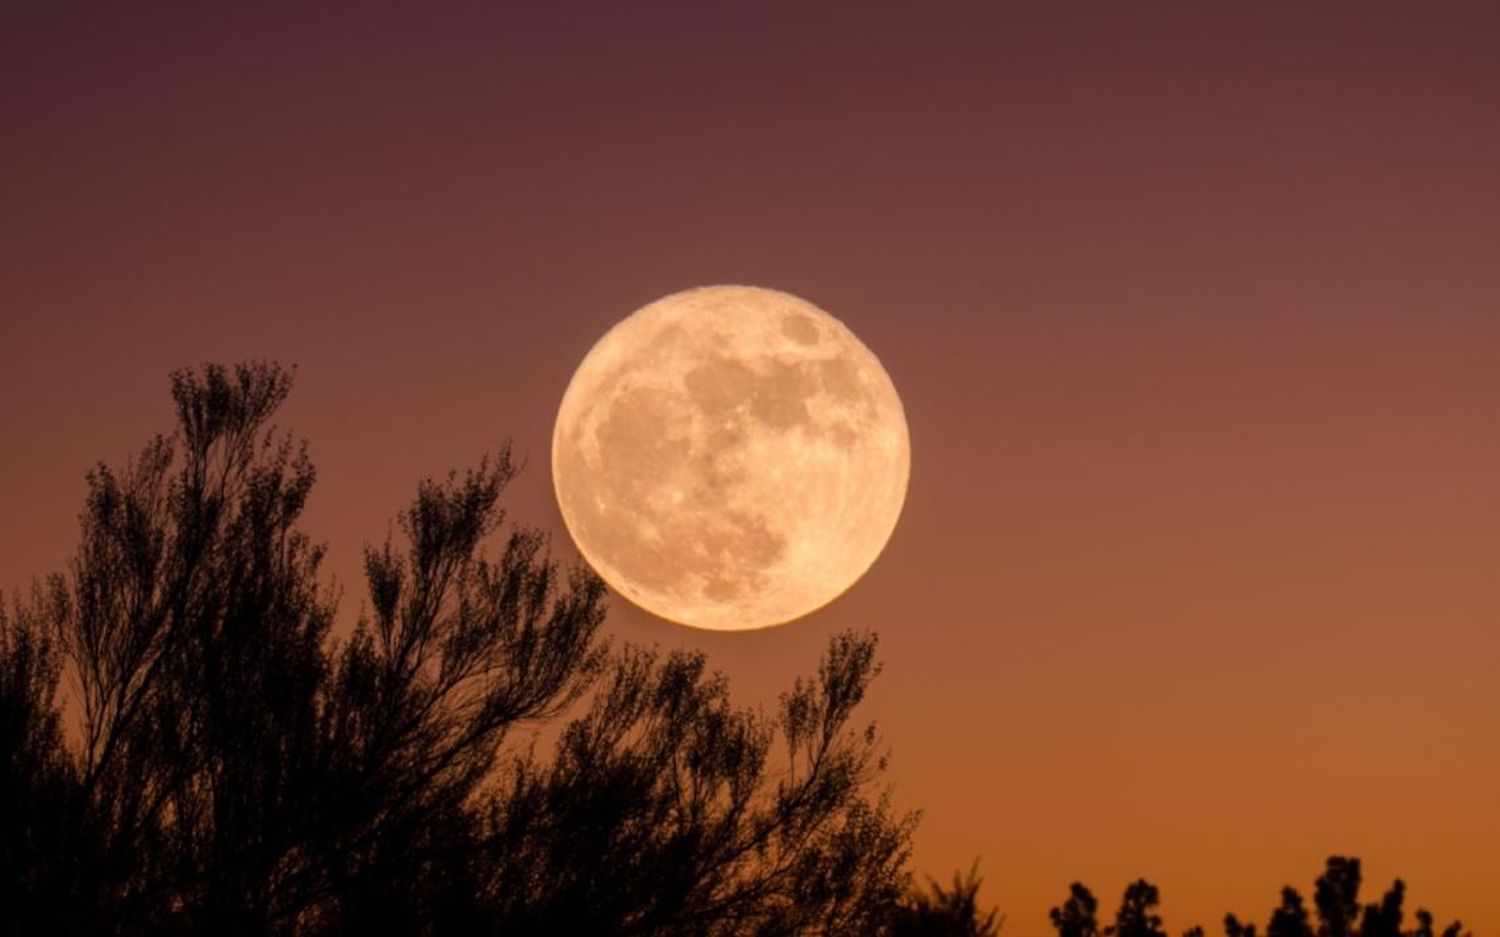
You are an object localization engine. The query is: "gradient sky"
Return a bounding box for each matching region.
[4,2,1498,931]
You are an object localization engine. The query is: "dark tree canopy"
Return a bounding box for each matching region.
[0,362,918,934]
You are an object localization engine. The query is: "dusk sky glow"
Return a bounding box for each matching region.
[3,3,1498,931]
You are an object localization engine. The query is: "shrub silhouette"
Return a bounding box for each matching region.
[889,863,1002,937]
[0,362,915,934]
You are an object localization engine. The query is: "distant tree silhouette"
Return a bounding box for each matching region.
[889,863,1002,937]
[1111,880,1168,937]
[1225,915,1260,937]
[1359,880,1406,937]
[1268,887,1314,937]
[1316,857,1365,937]
[0,362,918,934]
[1259,857,1471,937]
[1047,880,1168,937]
[1051,882,1101,937]
[1051,858,1469,937]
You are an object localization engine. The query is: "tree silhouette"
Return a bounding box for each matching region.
[1,363,1481,936]
[1110,880,1168,937]
[1315,857,1364,937]
[1225,915,1260,937]
[1051,858,1469,937]
[1268,886,1314,937]
[0,596,77,923]
[476,630,917,933]
[1051,882,1101,937]
[0,362,918,934]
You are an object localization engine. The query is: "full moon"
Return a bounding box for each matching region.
[551,285,910,631]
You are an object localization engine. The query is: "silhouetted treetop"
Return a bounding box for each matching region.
[0,361,920,934]
[1112,880,1168,937]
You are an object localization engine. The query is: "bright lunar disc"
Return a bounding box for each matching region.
[551,285,910,631]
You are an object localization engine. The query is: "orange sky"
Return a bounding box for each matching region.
[3,2,1497,931]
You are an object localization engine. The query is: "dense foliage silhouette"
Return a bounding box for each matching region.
[0,363,918,934]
